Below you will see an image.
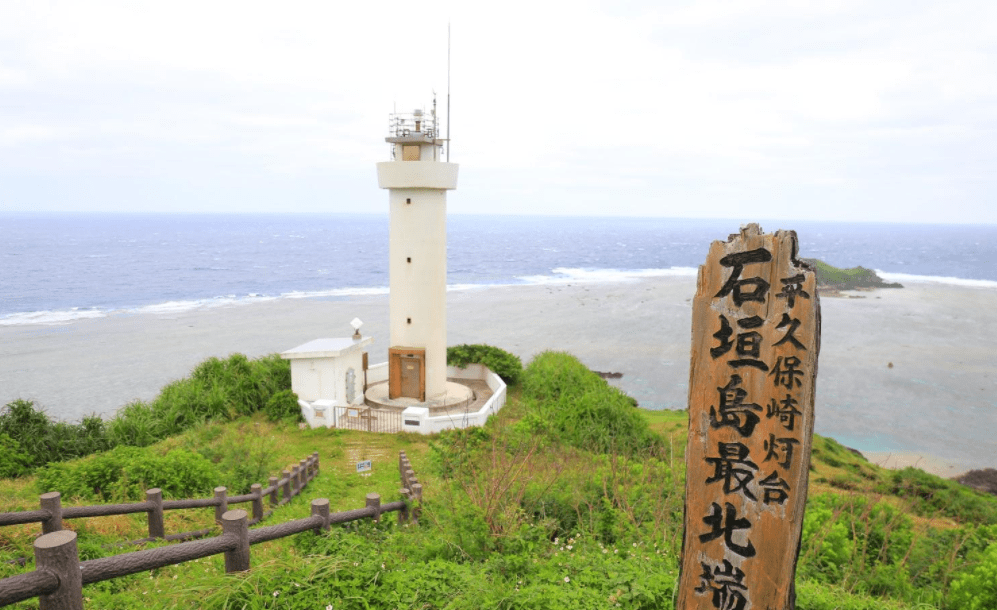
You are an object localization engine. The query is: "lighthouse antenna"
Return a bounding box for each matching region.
[447,22,451,162]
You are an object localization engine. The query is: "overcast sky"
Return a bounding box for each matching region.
[2,0,995,223]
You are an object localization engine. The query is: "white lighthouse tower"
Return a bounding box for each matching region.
[373,102,467,406]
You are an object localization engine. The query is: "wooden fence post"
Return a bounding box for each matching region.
[398,488,410,525]
[214,487,228,523]
[299,459,308,488]
[221,510,250,573]
[146,488,165,539]
[35,530,82,610]
[39,492,62,535]
[250,484,264,522]
[411,483,422,525]
[268,476,279,506]
[311,498,330,533]
[365,493,381,523]
[281,470,292,502]
[313,452,320,477]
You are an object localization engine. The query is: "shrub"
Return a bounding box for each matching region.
[109,352,292,442]
[447,343,523,384]
[0,399,113,470]
[0,398,55,466]
[264,389,303,422]
[184,421,278,494]
[106,400,163,447]
[948,541,997,610]
[521,351,659,455]
[35,445,220,501]
[0,433,31,478]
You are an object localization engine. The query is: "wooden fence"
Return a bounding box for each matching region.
[0,453,320,544]
[0,452,422,609]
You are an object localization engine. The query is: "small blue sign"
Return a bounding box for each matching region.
[356,460,372,473]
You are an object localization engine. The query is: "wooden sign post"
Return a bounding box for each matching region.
[678,224,820,610]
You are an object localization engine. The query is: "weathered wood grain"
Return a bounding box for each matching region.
[678,224,821,610]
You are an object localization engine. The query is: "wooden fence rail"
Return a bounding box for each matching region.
[0,451,423,609]
[0,453,320,544]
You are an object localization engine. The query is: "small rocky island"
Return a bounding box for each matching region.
[803,258,904,292]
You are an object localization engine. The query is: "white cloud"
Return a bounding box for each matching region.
[0,0,994,222]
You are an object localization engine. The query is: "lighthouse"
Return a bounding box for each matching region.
[374,103,463,404]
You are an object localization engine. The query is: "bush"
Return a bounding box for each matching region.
[0,399,113,471]
[184,421,278,494]
[109,352,292,442]
[106,400,164,447]
[520,351,659,455]
[35,445,220,501]
[948,541,997,610]
[0,433,31,478]
[264,389,303,422]
[0,398,56,466]
[447,344,523,385]
[0,353,292,476]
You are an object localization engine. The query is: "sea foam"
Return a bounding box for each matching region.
[876,271,997,289]
[0,308,106,326]
[517,267,699,285]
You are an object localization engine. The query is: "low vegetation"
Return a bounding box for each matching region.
[2,347,996,609]
[0,353,294,476]
[446,343,523,384]
[803,258,904,291]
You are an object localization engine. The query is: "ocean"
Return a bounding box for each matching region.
[2,213,996,325]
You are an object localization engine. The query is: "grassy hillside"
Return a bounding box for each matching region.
[2,350,996,609]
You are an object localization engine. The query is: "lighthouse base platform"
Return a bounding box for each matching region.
[364,380,474,414]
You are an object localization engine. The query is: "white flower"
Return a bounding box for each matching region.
[567,545,573,550]
[327,606,333,610]
[564,576,570,583]
[632,542,637,547]
[272,591,279,598]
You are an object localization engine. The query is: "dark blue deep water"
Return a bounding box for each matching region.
[2,213,995,324]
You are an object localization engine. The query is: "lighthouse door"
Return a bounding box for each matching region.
[401,356,421,398]
[388,347,426,401]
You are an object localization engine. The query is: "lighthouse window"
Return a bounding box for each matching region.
[407,317,412,324]
[406,198,411,204]
[407,257,411,263]
[402,145,420,161]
